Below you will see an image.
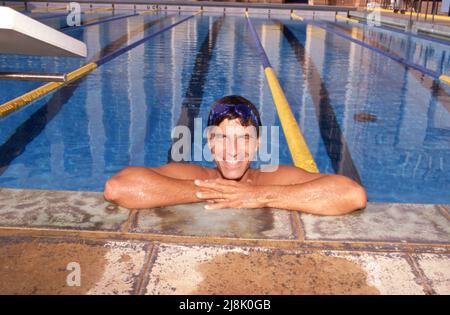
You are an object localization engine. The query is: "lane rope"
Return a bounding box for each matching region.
[0,10,200,118]
[246,12,319,173]
[291,13,450,85]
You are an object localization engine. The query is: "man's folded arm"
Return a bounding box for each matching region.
[103,163,210,209]
[254,166,367,215]
[259,174,367,215]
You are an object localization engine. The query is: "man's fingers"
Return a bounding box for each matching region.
[194,180,221,190]
[206,198,227,204]
[196,191,220,199]
[196,191,229,200]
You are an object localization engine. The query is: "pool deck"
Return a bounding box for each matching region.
[0,187,448,294]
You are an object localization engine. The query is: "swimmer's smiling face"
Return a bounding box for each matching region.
[207,118,259,180]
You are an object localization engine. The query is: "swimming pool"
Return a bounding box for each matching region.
[0,7,449,204]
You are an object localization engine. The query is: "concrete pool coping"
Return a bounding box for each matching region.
[0,187,448,294]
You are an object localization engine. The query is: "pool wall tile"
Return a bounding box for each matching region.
[299,202,450,243]
[0,188,130,231]
[130,202,296,239]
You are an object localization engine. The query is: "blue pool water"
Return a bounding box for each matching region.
[0,10,449,204]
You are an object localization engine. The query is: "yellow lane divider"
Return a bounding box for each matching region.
[335,15,360,24]
[246,11,318,173]
[295,11,450,86]
[31,6,67,13]
[290,12,303,21]
[7,5,25,10]
[0,9,195,118]
[368,7,450,21]
[368,7,400,14]
[87,7,114,14]
[264,67,319,172]
[439,74,450,85]
[82,8,158,25]
[0,63,97,118]
[140,8,161,15]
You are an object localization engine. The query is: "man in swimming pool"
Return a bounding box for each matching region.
[104,95,366,215]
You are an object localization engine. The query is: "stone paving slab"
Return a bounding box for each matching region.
[413,253,450,294]
[130,202,296,239]
[0,237,151,294]
[144,243,427,295]
[0,188,130,231]
[299,203,450,244]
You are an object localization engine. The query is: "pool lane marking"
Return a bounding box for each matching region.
[291,14,450,85]
[330,22,450,109]
[61,8,158,28]
[368,7,450,22]
[140,8,162,15]
[62,12,140,32]
[36,7,113,20]
[168,17,225,162]
[88,7,114,14]
[29,8,111,22]
[6,5,25,10]
[96,10,201,66]
[31,6,67,13]
[0,11,145,117]
[246,12,318,173]
[0,63,97,118]
[91,14,174,62]
[277,21,362,184]
[35,9,158,33]
[77,14,117,26]
[35,12,72,21]
[62,8,161,32]
[335,14,359,24]
[439,74,450,85]
[333,15,450,48]
[0,11,200,118]
[0,12,196,176]
[0,79,86,176]
[61,8,146,30]
[60,12,139,32]
[70,8,162,30]
[313,12,450,48]
[291,13,303,21]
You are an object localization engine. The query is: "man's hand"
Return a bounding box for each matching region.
[194,178,274,210]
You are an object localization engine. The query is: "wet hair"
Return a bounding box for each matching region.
[207,95,262,136]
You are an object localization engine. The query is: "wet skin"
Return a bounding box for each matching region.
[104,119,367,215]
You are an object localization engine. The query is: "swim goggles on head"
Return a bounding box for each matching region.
[207,103,261,127]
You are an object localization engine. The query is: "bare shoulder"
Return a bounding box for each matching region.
[114,163,215,181]
[150,162,216,180]
[256,165,325,185]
